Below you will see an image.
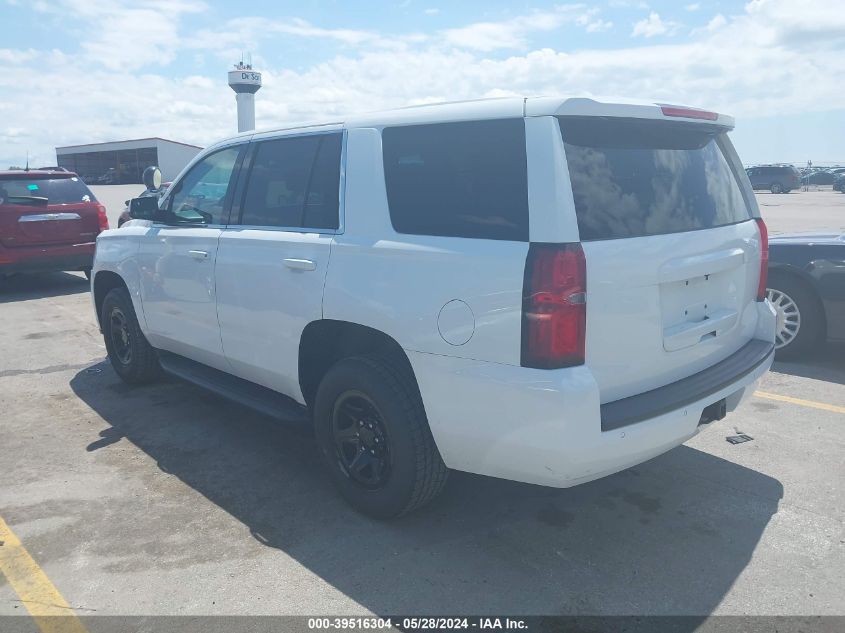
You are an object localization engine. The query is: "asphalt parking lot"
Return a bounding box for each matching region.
[0,190,843,621]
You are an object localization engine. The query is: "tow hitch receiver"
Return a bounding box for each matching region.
[699,398,727,425]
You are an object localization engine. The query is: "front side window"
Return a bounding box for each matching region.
[560,117,751,241]
[168,146,242,224]
[239,133,342,229]
[382,119,529,241]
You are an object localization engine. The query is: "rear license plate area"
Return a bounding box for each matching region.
[699,398,727,426]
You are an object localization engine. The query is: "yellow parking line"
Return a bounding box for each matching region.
[755,391,845,414]
[0,516,88,633]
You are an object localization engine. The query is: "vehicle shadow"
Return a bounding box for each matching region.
[771,342,845,386]
[0,271,89,303]
[69,364,782,618]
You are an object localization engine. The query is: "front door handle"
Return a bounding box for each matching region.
[188,250,209,260]
[283,258,316,271]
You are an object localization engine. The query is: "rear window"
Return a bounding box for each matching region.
[0,177,96,205]
[559,117,751,241]
[382,119,529,241]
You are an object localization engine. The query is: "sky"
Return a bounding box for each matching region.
[1,0,844,169]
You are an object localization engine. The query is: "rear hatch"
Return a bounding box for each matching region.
[0,176,101,247]
[558,115,763,403]
[785,166,802,190]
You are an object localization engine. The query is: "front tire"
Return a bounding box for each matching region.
[770,182,784,194]
[766,276,823,359]
[101,287,160,383]
[314,355,448,518]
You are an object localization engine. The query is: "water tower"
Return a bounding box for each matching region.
[228,59,262,133]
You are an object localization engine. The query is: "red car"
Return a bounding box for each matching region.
[0,170,109,279]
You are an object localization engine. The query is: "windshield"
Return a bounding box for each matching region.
[559,117,752,241]
[0,177,97,205]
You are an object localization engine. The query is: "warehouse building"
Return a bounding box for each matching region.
[56,138,202,185]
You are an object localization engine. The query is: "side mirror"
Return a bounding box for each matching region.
[142,166,162,192]
[128,196,159,220]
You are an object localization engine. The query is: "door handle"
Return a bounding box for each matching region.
[283,258,317,271]
[188,250,209,260]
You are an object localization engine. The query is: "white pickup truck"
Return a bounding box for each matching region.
[92,96,776,518]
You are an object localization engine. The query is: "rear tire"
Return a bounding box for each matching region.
[770,182,783,194]
[101,287,161,383]
[766,275,823,360]
[313,355,448,519]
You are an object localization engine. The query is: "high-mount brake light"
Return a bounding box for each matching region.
[521,243,586,369]
[660,105,719,121]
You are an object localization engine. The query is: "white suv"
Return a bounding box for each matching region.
[92,97,776,518]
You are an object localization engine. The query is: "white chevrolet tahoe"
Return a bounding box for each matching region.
[92,97,777,518]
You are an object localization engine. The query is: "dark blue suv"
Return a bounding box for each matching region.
[745,165,802,194]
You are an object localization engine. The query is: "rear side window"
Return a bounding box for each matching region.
[559,117,751,241]
[304,134,342,230]
[239,132,342,230]
[0,177,96,205]
[382,119,529,241]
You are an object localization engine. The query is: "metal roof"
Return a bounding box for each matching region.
[56,137,203,152]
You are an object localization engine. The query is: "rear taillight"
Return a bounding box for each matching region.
[96,203,109,232]
[521,243,586,369]
[755,218,768,301]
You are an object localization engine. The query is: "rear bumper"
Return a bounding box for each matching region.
[410,304,776,488]
[0,242,94,274]
[601,338,773,431]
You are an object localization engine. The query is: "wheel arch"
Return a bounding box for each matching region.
[767,265,827,334]
[299,319,419,410]
[93,270,129,330]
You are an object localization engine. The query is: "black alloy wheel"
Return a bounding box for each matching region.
[331,391,391,489]
[313,354,448,518]
[101,286,161,383]
[108,306,133,366]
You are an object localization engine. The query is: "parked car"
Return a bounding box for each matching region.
[805,170,835,185]
[92,97,776,518]
[0,170,109,279]
[117,166,171,227]
[832,173,845,193]
[95,168,120,185]
[767,232,845,358]
[745,165,802,193]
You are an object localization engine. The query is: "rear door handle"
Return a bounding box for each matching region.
[283,258,316,271]
[188,250,209,260]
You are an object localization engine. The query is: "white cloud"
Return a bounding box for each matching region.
[632,12,681,38]
[706,13,727,31]
[685,3,700,11]
[30,0,208,71]
[0,48,39,63]
[586,19,613,33]
[187,5,611,58]
[442,5,610,51]
[744,0,845,49]
[424,8,440,15]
